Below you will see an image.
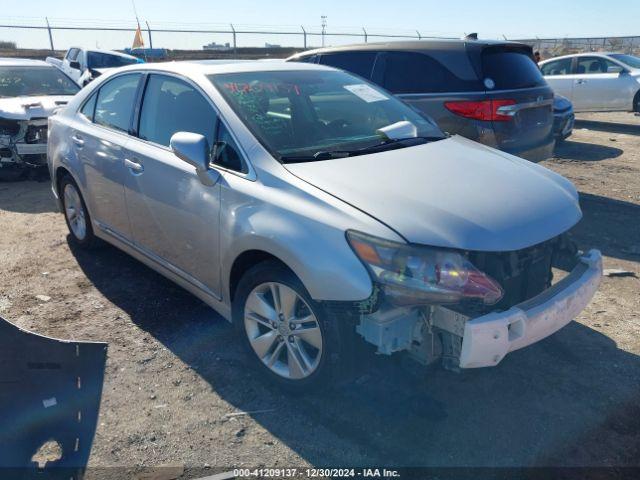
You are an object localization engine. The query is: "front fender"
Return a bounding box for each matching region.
[222,211,373,302]
[218,173,391,303]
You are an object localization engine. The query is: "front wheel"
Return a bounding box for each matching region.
[233,261,346,391]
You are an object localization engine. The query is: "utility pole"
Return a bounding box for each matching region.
[321,15,327,47]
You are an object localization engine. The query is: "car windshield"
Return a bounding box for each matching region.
[209,69,445,162]
[0,66,79,97]
[87,52,139,69]
[609,54,640,69]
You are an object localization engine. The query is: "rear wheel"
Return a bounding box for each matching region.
[634,91,640,112]
[60,175,98,249]
[233,261,346,391]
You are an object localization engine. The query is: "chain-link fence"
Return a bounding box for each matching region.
[519,36,640,59]
[0,17,458,53]
[1,17,638,61]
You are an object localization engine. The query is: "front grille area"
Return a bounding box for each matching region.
[25,124,48,144]
[457,235,575,316]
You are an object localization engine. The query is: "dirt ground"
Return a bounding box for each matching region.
[0,112,639,477]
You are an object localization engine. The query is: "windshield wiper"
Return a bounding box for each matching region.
[279,136,446,164]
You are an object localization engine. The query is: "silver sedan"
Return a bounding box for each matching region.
[48,61,601,390]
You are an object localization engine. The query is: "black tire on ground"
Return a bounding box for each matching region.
[232,260,353,392]
[634,91,640,112]
[0,165,27,182]
[59,174,98,249]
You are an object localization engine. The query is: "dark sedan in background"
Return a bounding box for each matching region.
[553,93,574,142]
[288,40,556,162]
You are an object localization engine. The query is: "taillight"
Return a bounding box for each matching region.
[444,99,516,121]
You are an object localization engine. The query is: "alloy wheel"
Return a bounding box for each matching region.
[63,183,87,241]
[244,282,323,380]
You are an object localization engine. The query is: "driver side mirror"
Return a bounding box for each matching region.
[607,65,624,74]
[170,132,219,186]
[69,60,81,70]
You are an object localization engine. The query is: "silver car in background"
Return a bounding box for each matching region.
[48,61,601,390]
[540,52,640,112]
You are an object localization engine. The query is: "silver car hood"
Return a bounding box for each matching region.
[0,95,74,120]
[285,135,582,251]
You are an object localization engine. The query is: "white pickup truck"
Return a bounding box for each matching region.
[46,47,141,86]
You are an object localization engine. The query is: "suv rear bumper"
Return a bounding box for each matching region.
[459,249,602,368]
[503,137,555,162]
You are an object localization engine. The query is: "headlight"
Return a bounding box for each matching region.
[347,230,503,307]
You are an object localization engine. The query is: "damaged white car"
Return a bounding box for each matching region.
[0,58,79,181]
[48,62,602,390]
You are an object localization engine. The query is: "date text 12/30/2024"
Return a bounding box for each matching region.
[233,468,401,478]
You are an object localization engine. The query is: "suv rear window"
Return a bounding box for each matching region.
[482,48,546,90]
[381,51,480,94]
[319,52,376,79]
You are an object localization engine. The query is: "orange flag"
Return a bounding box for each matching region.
[132,25,145,49]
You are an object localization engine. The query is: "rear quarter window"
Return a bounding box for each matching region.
[381,51,481,94]
[482,48,546,89]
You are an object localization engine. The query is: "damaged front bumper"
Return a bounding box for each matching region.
[0,118,49,168]
[355,249,603,370]
[459,249,602,368]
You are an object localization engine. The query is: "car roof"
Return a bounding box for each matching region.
[0,57,52,67]
[111,60,338,76]
[539,52,623,63]
[288,38,531,59]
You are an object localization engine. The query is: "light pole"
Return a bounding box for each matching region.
[321,15,327,47]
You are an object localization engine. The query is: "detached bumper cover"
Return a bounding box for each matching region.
[0,316,107,477]
[460,249,602,368]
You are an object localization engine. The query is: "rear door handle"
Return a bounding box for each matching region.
[71,134,84,147]
[124,158,144,174]
[576,79,587,84]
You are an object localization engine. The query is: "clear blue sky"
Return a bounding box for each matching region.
[2,0,639,50]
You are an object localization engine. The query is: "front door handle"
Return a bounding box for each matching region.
[576,79,587,84]
[71,134,84,147]
[124,158,144,174]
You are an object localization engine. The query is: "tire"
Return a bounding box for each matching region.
[232,260,349,392]
[0,164,26,182]
[634,91,640,112]
[59,175,98,249]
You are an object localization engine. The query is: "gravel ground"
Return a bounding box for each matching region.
[0,112,638,477]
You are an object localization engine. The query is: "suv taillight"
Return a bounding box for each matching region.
[444,99,516,121]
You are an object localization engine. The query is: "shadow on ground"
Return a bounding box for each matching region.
[0,178,58,214]
[574,119,640,136]
[570,192,640,263]
[69,237,640,468]
[554,139,623,161]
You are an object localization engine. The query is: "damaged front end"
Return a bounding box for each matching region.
[0,97,69,180]
[0,316,107,479]
[347,232,602,371]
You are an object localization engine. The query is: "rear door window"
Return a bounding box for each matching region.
[319,52,376,79]
[381,51,479,94]
[482,48,546,89]
[94,73,141,132]
[540,58,573,76]
[138,74,216,147]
